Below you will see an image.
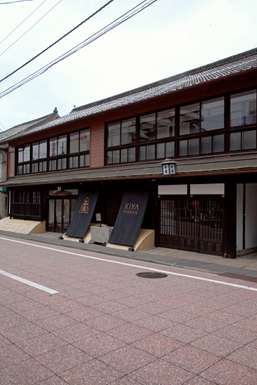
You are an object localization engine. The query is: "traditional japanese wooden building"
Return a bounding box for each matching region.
[1,48,257,257]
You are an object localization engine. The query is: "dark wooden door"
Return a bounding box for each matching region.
[157,196,224,255]
[47,198,75,233]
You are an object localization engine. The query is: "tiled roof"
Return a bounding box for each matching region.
[2,47,257,143]
[0,111,59,144]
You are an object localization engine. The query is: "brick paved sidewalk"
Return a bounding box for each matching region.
[1,236,257,384]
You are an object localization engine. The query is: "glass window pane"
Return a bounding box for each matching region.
[231,90,256,127]
[32,163,38,173]
[32,143,39,160]
[120,148,128,163]
[128,147,136,162]
[49,159,57,171]
[70,132,79,153]
[146,144,155,160]
[108,123,120,147]
[50,138,57,157]
[179,140,187,156]
[18,148,23,163]
[230,132,241,151]
[166,142,175,158]
[85,154,90,166]
[188,138,199,155]
[39,140,47,159]
[242,130,256,150]
[112,150,120,164]
[121,118,136,145]
[157,142,165,159]
[139,146,146,161]
[69,156,79,168]
[201,136,212,154]
[79,154,85,167]
[58,136,67,155]
[24,163,30,174]
[39,161,47,172]
[202,97,224,131]
[23,145,30,162]
[107,151,113,164]
[140,113,156,141]
[213,134,224,153]
[180,103,200,135]
[157,109,175,138]
[80,129,90,152]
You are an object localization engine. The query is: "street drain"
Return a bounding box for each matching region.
[136,271,168,279]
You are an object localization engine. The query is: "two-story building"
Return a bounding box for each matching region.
[0,48,257,258]
[0,111,59,218]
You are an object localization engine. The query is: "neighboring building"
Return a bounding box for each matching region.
[0,110,59,218]
[0,48,257,257]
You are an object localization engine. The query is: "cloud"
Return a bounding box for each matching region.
[0,0,256,129]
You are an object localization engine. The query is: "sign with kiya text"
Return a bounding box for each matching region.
[66,191,98,239]
[109,191,149,247]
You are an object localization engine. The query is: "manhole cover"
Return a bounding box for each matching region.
[136,271,168,279]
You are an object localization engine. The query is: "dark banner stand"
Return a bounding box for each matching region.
[65,192,99,240]
[109,191,149,249]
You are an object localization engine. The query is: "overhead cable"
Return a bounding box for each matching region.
[0,0,64,58]
[0,0,158,99]
[0,0,34,4]
[0,0,48,47]
[0,0,114,83]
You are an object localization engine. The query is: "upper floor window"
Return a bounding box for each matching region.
[230,90,256,127]
[69,129,90,169]
[16,128,90,176]
[180,103,201,135]
[179,97,224,135]
[17,145,31,175]
[106,108,175,165]
[32,140,47,173]
[201,97,224,131]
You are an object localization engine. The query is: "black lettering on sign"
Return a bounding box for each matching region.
[109,191,149,247]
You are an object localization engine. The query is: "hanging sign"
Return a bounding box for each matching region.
[66,191,98,238]
[162,161,176,176]
[109,191,149,247]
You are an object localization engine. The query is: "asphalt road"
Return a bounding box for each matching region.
[1,236,257,385]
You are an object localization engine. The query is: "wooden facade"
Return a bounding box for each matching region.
[1,48,257,257]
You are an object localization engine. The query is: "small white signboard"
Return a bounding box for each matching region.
[162,162,176,176]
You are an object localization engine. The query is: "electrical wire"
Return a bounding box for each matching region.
[0,0,34,4]
[0,0,158,99]
[0,0,48,47]
[0,0,114,83]
[0,0,64,58]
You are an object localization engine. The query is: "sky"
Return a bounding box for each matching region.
[0,0,256,130]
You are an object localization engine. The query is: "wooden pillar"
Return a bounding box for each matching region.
[224,182,237,258]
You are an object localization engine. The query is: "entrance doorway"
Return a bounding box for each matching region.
[47,198,75,233]
[157,196,224,255]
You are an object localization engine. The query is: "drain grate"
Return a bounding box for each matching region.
[136,271,168,279]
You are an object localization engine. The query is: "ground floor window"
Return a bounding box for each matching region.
[10,189,42,220]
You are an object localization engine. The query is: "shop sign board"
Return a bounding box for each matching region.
[66,191,98,238]
[109,191,149,247]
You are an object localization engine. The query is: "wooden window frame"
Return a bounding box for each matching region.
[15,128,90,176]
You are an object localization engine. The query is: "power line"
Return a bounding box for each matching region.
[0,0,34,4]
[0,0,114,83]
[0,0,158,99]
[0,0,48,47]
[0,0,64,58]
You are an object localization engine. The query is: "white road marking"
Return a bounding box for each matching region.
[0,236,257,293]
[0,269,58,295]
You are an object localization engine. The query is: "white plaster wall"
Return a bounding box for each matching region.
[245,183,257,249]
